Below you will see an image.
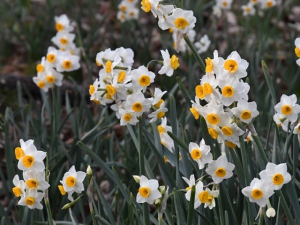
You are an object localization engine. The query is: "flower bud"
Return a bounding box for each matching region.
[133,175,141,184]
[87,165,92,176]
[266,208,276,218]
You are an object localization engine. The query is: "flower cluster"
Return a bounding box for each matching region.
[58,166,86,201]
[273,94,300,133]
[242,162,291,207]
[295,37,300,66]
[33,14,81,92]
[117,0,139,22]
[12,139,48,210]
[90,47,179,126]
[190,50,259,148]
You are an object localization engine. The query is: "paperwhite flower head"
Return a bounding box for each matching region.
[189,139,213,169]
[12,174,26,198]
[158,49,179,77]
[55,14,74,32]
[185,180,204,209]
[231,99,259,124]
[259,162,291,190]
[241,3,256,16]
[125,92,152,117]
[293,122,300,134]
[273,113,289,132]
[18,189,44,210]
[242,178,274,207]
[194,35,211,54]
[205,50,223,77]
[119,108,139,126]
[131,65,155,92]
[61,166,86,194]
[136,175,162,204]
[160,133,174,152]
[51,30,75,50]
[260,0,277,9]
[56,51,80,72]
[182,174,196,195]
[274,94,300,123]
[148,102,168,123]
[167,8,196,34]
[205,154,235,184]
[222,51,249,81]
[23,171,50,191]
[203,188,219,209]
[16,139,46,172]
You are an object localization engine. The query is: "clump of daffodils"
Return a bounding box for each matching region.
[90,47,180,126]
[33,14,81,92]
[117,0,139,22]
[12,139,49,210]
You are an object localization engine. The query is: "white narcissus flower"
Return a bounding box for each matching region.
[12,175,26,198]
[204,188,219,209]
[33,73,51,92]
[61,166,86,195]
[190,97,203,120]
[56,51,80,72]
[141,0,160,18]
[125,92,152,117]
[157,117,172,136]
[205,50,223,77]
[55,14,74,32]
[182,174,196,196]
[293,122,300,134]
[295,38,300,58]
[241,3,255,16]
[217,0,233,9]
[160,133,174,152]
[231,99,259,124]
[220,122,245,146]
[157,5,174,30]
[23,171,50,191]
[207,124,226,144]
[184,180,204,209]
[274,94,300,123]
[167,8,196,34]
[200,74,219,102]
[149,88,167,107]
[119,109,139,126]
[205,155,235,184]
[51,30,75,50]
[46,47,59,67]
[189,139,213,169]
[116,47,134,67]
[16,139,46,172]
[18,189,44,210]
[44,67,64,87]
[158,49,179,77]
[260,0,276,9]
[259,163,291,190]
[148,102,168,123]
[194,35,211,54]
[222,51,249,81]
[136,175,162,204]
[242,178,274,207]
[131,65,156,92]
[273,113,289,132]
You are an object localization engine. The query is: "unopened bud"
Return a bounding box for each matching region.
[87,165,92,176]
[266,208,276,218]
[159,186,165,195]
[133,175,141,184]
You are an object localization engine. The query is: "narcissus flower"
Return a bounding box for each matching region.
[185,180,204,209]
[12,175,25,198]
[61,166,86,196]
[182,174,196,195]
[231,99,259,124]
[260,0,276,9]
[136,175,162,204]
[242,178,274,207]
[194,35,211,54]
[23,171,50,191]
[241,3,255,16]
[148,102,168,123]
[293,122,300,134]
[158,49,179,77]
[51,30,75,49]
[205,155,235,184]
[119,109,139,126]
[16,139,46,172]
[295,38,300,58]
[18,189,44,210]
[125,92,152,116]
[274,94,300,123]
[131,65,155,92]
[259,162,291,190]
[55,14,74,32]
[189,139,212,169]
[222,51,249,81]
[56,51,80,72]
[167,8,196,34]
[203,188,219,209]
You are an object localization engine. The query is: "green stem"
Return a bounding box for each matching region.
[184,36,205,73]
[44,155,54,225]
[258,208,264,225]
[187,185,195,225]
[146,59,161,69]
[138,118,145,175]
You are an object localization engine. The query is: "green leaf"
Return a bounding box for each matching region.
[261,60,277,107]
[186,185,195,225]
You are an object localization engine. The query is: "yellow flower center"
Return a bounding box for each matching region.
[240,110,252,120]
[118,71,126,83]
[138,186,151,198]
[222,1,228,7]
[55,23,64,32]
[123,113,132,122]
[46,54,56,63]
[60,38,68,45]
[170,55,179,70]
[225,141,236,148]
[130,12,135,17]
[58,185,66,195]
[139,75,151,87]
[208,128,218,139]
[22,156,35,168]
[154,99,164,108]
[157,125,165,134]
[105,60,112,73]
[66,176,76,187]
[25,197,35,206]
[295,47,300,58]
[157,112,165,119]
[246,136,251,143]
[215,167,226,177]
[245,7,251,13]
[106,85,116,95]
[132,102,143,112]
[36,64,44,73]
[26,179,38,189]
[174,17,189,30]
[281,104,292,115]
[106,93,113,100]
[15,147,24,160]
[195,85,205,99]
[12,187,22,197]
[37,81,45,89]
[205,57,213,73]
[190,107,200,119]
[46,75,55,84]
[89,85,95,95]
[221,126,233,137]
[207,194,214,204]
[203,83,213,95]
[266,1,273,7]
[198,190,209,203]
[222,85,234,98]
[120,5,126,11]
[63,60,72,70]
[251,188,264,200]
[141,0,151,12]
[224,59,238,73]
[164,155,168,163]
[272,173,284,186]
[191,148,202,160]
[206,113,219,125]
